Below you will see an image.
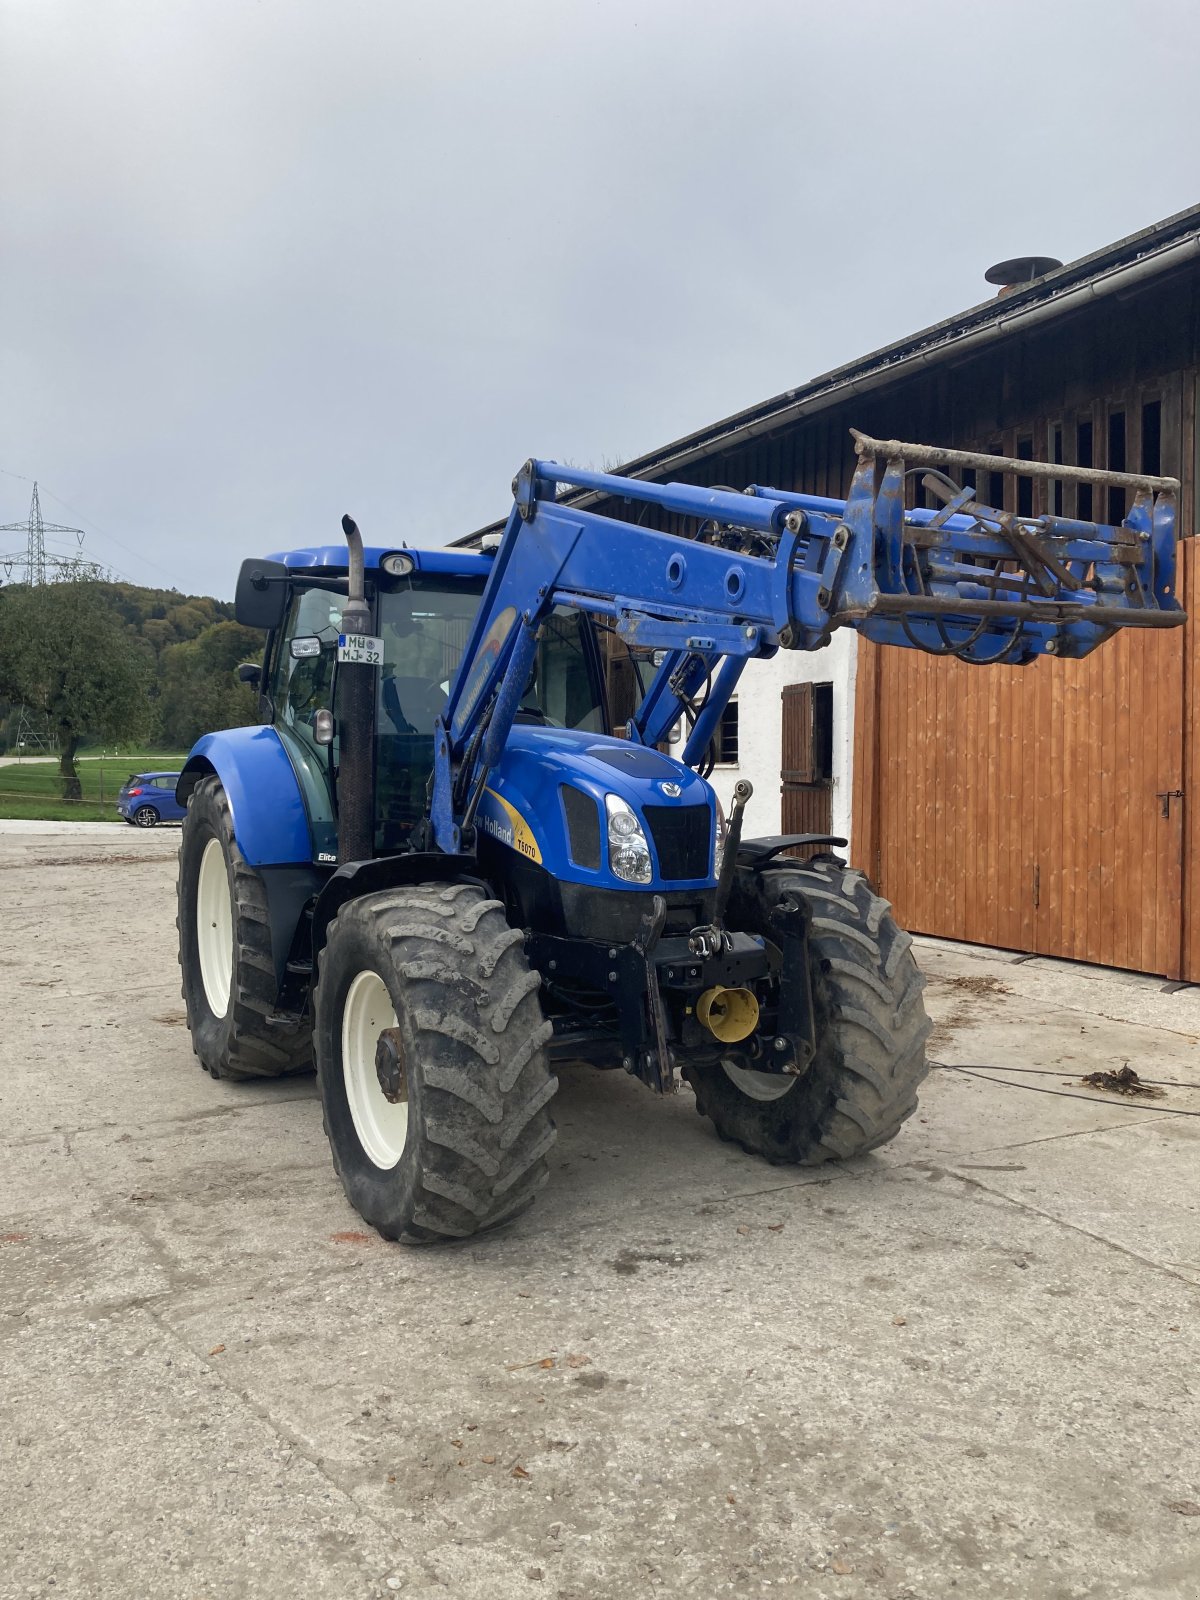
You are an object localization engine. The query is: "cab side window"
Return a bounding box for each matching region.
[520,608,605,732]
[271,587,342,756]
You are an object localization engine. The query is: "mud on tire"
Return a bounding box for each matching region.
[177,774,313,1081]
[314,882,558,1244]
[683,860,931,1164]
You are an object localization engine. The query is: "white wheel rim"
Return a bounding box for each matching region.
[342,971,407,1169]
[196,837,233,1019]
[721,1057,798,1103]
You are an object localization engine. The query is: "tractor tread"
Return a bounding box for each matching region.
[493,1124,557,1194]
[178,775,312,1082]
[383,922,477,956]
[684,859,930,1166]
[314,883,557,1244]
[423,1120,501,1178]
[499,1075,560,1151]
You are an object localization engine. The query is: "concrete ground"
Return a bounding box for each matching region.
[1,823,1198,1600]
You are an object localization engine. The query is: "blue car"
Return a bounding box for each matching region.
[117,771,187,828]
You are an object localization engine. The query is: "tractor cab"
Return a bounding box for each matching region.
[241,545,616,862]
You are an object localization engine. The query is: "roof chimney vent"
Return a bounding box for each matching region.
[985,255,1063,297]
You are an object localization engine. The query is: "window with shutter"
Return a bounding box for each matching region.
[780,681,833,848]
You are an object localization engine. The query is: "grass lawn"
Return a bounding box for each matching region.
[0,756,190,822]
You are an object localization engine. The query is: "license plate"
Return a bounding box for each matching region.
[337,633,384,666]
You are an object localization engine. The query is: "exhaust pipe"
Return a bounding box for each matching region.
[336,513,375,865]
[696,985,760,1043]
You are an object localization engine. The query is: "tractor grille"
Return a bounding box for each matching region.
[642,804,712,882]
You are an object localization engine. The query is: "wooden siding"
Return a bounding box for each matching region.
[851,610,1187,975]
[1180,539,1200,980]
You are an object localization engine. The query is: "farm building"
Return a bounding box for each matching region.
[467,203,1200,980]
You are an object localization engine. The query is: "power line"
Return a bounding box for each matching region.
[35,480,178,582]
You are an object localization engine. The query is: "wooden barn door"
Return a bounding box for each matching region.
[852,563,1190,977]
[781,682,833,843]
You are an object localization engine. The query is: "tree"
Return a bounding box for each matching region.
[0,581,152,798]
[141,617,179,657]
[155,620,262,748]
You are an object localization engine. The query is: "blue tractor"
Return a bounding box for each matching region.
[176,433,1181,1242]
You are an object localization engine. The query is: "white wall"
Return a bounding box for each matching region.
[705,632,859,846]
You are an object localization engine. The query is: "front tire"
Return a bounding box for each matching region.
[683,860,930,1164]
[314,882,557,1243]
[177,775,312,1080]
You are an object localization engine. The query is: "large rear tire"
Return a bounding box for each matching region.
[177,775,312,1081]
[314,882,557,1243]
[683,860,930,1163]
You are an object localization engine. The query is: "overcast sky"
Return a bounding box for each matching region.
[2,0,1198,599]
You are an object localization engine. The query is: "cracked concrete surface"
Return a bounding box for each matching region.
[1,821,1198,1599]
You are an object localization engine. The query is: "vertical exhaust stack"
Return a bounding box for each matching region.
[337,513,375,864]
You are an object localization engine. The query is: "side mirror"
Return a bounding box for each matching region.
[237,661,262,687]
[235,558,290,629]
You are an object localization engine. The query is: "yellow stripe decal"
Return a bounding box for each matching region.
[482,788,543,865]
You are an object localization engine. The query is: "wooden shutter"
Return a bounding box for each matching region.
[782,683,816,783]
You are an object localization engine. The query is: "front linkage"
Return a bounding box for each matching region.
[527,828,830,1098]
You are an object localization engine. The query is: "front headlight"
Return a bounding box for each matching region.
[605,794,653,884]
[713,794,728,878]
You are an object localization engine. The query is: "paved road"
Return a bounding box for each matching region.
[2,824,1198,1598]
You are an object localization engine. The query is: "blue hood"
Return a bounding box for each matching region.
[477,725,717,890]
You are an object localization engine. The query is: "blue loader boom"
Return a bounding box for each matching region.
[175,433,1181,1244]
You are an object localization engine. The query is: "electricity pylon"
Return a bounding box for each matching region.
[0,482,102,584]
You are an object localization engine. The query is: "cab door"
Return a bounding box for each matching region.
[268,586,342,861]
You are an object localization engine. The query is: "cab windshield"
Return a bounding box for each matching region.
[374,580,605,851]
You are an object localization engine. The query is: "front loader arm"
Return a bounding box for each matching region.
[429,435,1182,854]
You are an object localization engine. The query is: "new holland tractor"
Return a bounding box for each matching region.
[175,433,1181,1242]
